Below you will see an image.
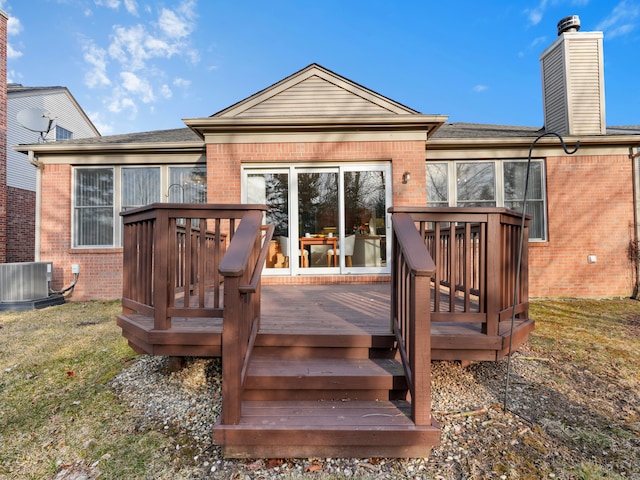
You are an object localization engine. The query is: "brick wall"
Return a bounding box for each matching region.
[38,138,636,300]
[38,163,122,300]
[206,140,427,205]
[6,186,35,262]
[36,140,426,300]
[0,12,7,264]
[529,154,635,297]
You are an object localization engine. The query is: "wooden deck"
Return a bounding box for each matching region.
[118,204,532,458]
[118,283,534,362]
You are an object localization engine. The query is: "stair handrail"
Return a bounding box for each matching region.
[218,211,273,425]
[389,211,436,426]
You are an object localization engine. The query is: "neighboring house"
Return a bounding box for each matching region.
[15,20,640,300]
[0,10,8,264]
[6,84,100,262]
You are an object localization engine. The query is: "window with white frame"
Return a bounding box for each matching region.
[74,167,115,247]
[73,165,206,247]
[426,160,547,240]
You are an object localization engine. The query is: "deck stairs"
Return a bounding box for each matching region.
[212,329,440,458]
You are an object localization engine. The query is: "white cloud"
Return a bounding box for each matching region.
[83,41,111,88]
[95,0,121,9]
[596,0,640,38]
[531,36,548,47]
[523,0,550,26]
[473,85,489,93]
[5,15,23,58]
[107,91,137,115]
[173,77,191,88]
[7,43,22,59]
[160,84,172,99]
[86,111,113,135]
[124,0,138,15]
[7,16,22,36]
[7,69,22,84]
[109,24,151,71]
[121,71,155,103]
[80,0,200,130]
[158,0,197,39]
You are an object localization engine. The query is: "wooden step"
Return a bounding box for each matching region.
[243,356,408,401]
[254,332,396,359]
[213,400,440,458]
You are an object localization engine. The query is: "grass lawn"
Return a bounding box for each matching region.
[0,301,179,479]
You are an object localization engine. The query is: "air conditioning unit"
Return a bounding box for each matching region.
[0,262,65,311]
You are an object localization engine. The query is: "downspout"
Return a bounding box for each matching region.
[630,146,640,299]
[28,150,43,262]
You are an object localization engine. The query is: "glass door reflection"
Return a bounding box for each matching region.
[246,172,291,271]
[297,169,339,269]
[343,169,387,269]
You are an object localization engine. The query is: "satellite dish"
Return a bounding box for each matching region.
[17,108,56,142]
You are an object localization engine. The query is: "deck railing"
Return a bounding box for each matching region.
[390,212,436,426]
[120,203,268,330]
[390,207,530,336]
[218,213,274,425]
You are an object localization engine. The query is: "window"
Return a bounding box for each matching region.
[73,165,206,247]
[426,160,547,240]
[456,162,496,207]
[504,161,546,240]
[56,126,73,141]
[74,168,114,247]
[168,166,207,203]
[122,167,161,211]
[426,163,448,206]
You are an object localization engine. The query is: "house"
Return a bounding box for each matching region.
[1,9,8,264]
[14,17,640,301]
[6,84,100,263]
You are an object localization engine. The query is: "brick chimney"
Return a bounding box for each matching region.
[0,9,8,263]
[540,15,606,136]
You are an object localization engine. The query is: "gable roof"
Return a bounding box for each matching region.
[185,64,447,140]
[213,63,420,118]
[8,84,101,137]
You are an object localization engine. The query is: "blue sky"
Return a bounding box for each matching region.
[2,0,639,136]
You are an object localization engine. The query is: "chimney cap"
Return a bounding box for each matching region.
[557,15,581,35]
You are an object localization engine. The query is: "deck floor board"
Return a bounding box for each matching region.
[119,283,533,360]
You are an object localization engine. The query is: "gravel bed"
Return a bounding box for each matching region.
[110,348,637,479]
[113,350,529,479]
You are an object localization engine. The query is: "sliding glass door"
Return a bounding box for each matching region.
[243,163,391,275]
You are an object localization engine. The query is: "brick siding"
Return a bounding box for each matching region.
[206,140,427,205]
[36,138,638,300]
[529,154,634,297]
[0,13,7,264]
[6,186,35,262]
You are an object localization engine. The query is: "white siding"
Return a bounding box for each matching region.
[566,38,606,135]
[540,31,605,136]
[7,90,99,191]
[237,75,396,117]
[541,43,568,134]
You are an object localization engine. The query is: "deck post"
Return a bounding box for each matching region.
[154,208,170,330]
[484,213,501,336]
[221,275,243,425]
[411,273,432,426]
